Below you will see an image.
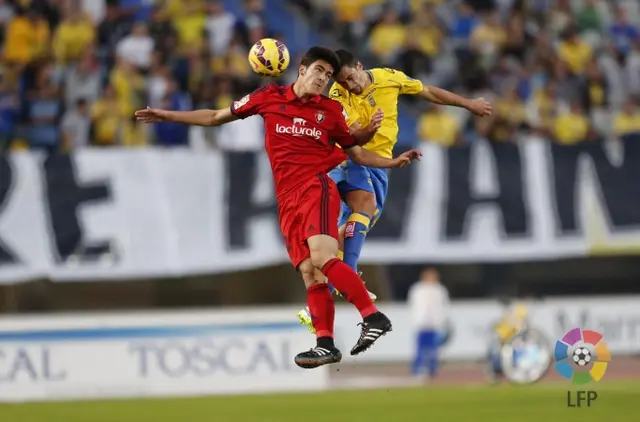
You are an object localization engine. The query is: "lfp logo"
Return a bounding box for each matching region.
[554,328,611,384]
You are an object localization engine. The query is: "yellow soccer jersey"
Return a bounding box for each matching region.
[494,304,528,344]
[329,68,423,158]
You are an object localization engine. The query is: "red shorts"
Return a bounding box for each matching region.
[278,173,341,269]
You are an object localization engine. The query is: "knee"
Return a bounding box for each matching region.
[307,235,339,270]
[309,249,335,271]
[347,191,377,217]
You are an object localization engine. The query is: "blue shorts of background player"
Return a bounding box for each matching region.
[327,158,388,283]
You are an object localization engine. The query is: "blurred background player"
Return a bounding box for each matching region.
[297,49,492,333]
[487,300,529,383]
[136,46,421,368]
[408,267,451,383]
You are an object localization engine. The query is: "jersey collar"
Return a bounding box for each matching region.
[365,70,374,84]
[359,70,375,97]
[286,84,322,103]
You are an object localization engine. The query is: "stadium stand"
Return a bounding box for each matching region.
[1,0,637,154]
[294,0,640,146]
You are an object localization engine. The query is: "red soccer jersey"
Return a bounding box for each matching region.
[230,84,356,198]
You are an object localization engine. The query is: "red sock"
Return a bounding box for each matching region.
[321,258,378,318]
[307,283,335,339]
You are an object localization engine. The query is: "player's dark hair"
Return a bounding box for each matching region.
[335,49,358,69]
[300,47,341,75]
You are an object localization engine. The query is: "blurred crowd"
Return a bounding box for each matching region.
[0,0,278,154]
[308,0,640,146]
[1,0,640,154]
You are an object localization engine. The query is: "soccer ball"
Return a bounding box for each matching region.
[248,38,290,77]
[572,347,592,366]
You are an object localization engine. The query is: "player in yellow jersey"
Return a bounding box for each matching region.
[297,49,492,333]
[488,302,529,382]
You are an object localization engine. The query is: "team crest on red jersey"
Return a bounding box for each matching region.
[315,111,325,123]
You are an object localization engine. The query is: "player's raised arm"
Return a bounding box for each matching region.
[330,103,420,169]
[419,85,492,117]
[136,85,272,127]
[346,145,421,169]
[392,67,492,116]
[135,107,237,127]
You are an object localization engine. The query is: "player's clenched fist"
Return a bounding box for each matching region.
[391,149,422,168]
[135,107,168,123]
[465,97,492,117]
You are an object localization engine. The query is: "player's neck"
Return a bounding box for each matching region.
[292,81,315,102]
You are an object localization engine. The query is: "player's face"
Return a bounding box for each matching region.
[335,63,367,95]
[299,60,334,96]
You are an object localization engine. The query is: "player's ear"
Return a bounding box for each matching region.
[357,61,363,71]
[299,64,306,77]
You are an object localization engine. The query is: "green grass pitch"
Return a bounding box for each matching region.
[1,381,638,422]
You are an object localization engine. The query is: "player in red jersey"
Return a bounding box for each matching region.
[135,47,420,369]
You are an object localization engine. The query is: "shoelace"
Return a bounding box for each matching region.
[356,322,368,342]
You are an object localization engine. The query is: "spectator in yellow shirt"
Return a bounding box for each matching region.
[419,104,461,147]
[528,82,563,137]
[496,86,527,129]
[397,29,432,78]
[470,11,507,64]
[3,8,50,65]
[110,58,146,117]
[557,28,593,76]
[554,102,590,144]
[122,115,149,147]
[165,0,206,54]
[409,4,443,58]
[411,0,443,13]
[334,0,380,23]
[613,100,640,138]
[91,85,123,146]
[537,106,558,138]
[334,0,381,45]
[53,9,96,65]
[211,36,251,79]
[368,9,406,63]
[582,61,607,111]
[214,77,234,109]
